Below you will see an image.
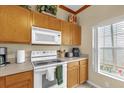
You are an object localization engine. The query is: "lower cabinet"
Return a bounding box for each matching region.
[67,59,88,88]
[79,60,88,84]
[0,77,5,88]
[0,70,33,88]
[67,62,79,88]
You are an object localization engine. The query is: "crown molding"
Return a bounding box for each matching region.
[59,5,91,15]
[59,5,76,14]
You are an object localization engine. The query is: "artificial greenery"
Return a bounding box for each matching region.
[36,5,57,16]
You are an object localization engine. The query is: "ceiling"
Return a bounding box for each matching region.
[64,5,84,11]
[59,5,90,15]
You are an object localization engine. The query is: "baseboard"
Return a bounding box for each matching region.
[87,80,101,88]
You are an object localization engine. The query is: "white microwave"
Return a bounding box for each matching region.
[32,26,61,45]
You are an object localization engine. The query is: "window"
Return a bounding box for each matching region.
[93,19,124,80]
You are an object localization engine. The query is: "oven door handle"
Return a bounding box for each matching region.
[34,66,56,72]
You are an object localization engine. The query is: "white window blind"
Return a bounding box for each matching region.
[94,20,124,80]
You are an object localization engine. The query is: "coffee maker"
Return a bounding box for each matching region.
[72,48,80,57]
[0,47,7,66]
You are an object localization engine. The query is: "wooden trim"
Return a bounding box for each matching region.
[59,5,76,15]
[75,5,91,14]
[59,5,91,15]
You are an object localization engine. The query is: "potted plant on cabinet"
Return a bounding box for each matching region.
[36,5,57,17]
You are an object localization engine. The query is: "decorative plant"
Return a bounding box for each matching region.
[36,5,57,16]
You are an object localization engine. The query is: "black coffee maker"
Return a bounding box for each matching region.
[72,48,80,57]
[0,47,7,66]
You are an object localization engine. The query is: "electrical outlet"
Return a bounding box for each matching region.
[105,82,109,88]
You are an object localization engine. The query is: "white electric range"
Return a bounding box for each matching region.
[31,50,67,88]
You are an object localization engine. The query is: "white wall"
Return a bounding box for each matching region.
[77,5,124,87]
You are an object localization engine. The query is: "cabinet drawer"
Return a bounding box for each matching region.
[68,61,79,68]
[6,71,33,87]
[80,59,88,65]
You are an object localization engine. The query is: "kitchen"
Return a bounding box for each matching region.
[0,5,88,88]
[1,5,124,88]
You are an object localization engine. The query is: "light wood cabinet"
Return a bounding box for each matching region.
[0,77,5,88]
[32,11,48,28]
[61,21,72,45]
[67,59,88,88]
[0,70,33,88]
[47,16,61,31]
[0,6,31,43]
[32,11,61,31]
[79,59,88,84]
[6,71,33,88]
[72,24,81,45]
[67,62,79,88]
[61,21,81,45]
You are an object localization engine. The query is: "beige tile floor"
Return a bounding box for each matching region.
[76,83,95,88]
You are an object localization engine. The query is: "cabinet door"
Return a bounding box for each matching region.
[72,24,81,45]
[32,11,48,28]
[6,71,33,88]
[0,77,5,88]
[79,60,88,84]
[67,62,79,88]
[47,16,61,31]
[61,21,72,45]
[0,6,31,43]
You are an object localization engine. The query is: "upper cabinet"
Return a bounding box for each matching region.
[71,24,81,45]
[32,11,61,31]
[61,21,81,45]
[32,11,48,28]
[61,20,72,45]
[47,16,61,31]
[0,6,31,43]
[0,6,81,44]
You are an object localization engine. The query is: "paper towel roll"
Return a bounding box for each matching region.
[17,50,25,64]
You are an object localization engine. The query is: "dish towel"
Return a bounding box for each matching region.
[56,65,63,85]
[46,67,56,81]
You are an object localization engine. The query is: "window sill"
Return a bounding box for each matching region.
[98,71,124,82]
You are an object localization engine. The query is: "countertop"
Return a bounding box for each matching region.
[0,56,88,77]
[0,61,33,77]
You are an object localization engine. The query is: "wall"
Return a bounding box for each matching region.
[0,5,80,63]
[77,5,124,87]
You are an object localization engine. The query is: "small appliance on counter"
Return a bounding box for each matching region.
[17,50,25,64]
[0,47,7,66]
[65,52,73,58]
[72,48,80,57]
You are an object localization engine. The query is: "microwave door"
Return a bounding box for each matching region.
[32,30,59,45]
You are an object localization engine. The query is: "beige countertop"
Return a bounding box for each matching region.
[0,61,33,77]
[0,56,88,77]
[59,56,88,63]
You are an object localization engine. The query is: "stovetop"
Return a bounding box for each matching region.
[32,59,64,67]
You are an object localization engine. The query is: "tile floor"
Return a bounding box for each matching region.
[77,83,95,88]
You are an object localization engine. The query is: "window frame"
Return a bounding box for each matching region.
[92,15,124,81]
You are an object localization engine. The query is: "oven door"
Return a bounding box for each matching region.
[34,64,67,88]
[34,67,57,88]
